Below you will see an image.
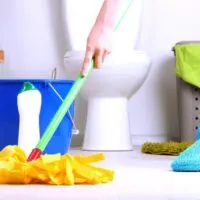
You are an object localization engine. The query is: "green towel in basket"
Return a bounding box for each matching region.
[175,43,200,88]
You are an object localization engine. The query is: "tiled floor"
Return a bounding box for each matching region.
[0,147,200,200]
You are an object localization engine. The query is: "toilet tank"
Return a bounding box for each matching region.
[62,0,143,51]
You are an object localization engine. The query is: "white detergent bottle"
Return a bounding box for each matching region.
[17,82,42,156]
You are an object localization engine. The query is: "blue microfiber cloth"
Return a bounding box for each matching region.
[171,139,200,172]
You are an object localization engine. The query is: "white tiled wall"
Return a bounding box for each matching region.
[1,0,200,145]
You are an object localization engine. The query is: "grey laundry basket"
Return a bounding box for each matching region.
[173,41,200,142]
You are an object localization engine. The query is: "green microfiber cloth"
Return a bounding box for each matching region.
[175,43,200,88]
[141,141,193,156]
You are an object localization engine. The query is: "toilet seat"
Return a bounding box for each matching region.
[64,50,150,68]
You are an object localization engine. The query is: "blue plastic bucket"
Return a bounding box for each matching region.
[0,79,75,155]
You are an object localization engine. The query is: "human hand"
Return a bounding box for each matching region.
[81,25,113,77]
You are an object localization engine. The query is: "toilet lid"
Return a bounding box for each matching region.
[64,50,150,67]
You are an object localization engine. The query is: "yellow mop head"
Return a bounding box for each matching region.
[0,145,114,185]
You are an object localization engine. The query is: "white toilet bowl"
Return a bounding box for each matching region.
[64,50,151,151]
[62,0,151,151]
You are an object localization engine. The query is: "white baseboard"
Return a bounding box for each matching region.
[131,135,168,146]
[71,134,169,148]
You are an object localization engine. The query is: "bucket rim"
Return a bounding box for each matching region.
[0,79,75,84]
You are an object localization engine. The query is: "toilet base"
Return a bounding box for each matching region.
[82,97,133,151]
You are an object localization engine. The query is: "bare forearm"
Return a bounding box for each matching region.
[82,0,130,74]
[94,0,124,31]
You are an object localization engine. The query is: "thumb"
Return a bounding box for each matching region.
[81,49,94,77]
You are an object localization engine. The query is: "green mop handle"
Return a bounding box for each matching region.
[35,0,133,152]
[36,60,94,151]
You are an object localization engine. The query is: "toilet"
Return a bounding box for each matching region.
[63,0,151,151]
